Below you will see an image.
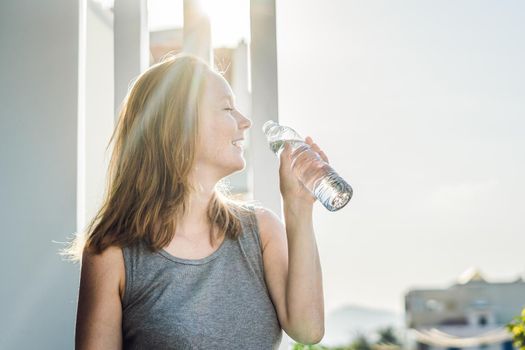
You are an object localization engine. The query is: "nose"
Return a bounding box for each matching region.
[236,111,252,130]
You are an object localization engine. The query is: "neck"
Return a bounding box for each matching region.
[175,178,216,241]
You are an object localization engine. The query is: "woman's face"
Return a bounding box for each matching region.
[194,71,252,179]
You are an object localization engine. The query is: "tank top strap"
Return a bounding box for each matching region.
[120,239,149,311]
[234,203,270,291]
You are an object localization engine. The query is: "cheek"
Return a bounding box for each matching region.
[196,131,230,159]
[195,115,237,160]
[196,119,215,147]
[202,118,231,144]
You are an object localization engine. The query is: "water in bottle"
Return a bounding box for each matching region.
[262,120,353,211]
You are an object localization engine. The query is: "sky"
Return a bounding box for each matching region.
[276,0,525,315]
[148,0,525,315]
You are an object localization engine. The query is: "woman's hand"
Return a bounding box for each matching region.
[279,136,330,204]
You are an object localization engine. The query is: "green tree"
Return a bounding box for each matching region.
[291,327,403,350]
[506,308,525,350]
[377,327,400,345]
[350,334,372,350]
[291,343,331,350]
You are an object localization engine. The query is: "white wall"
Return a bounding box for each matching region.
[84,0,115,229]
[0,1,81,348]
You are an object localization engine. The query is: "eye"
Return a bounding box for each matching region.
[223,107,234,112]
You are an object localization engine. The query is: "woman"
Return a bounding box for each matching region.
[66,53,326,349]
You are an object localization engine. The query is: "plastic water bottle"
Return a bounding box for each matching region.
[262,120,353,211]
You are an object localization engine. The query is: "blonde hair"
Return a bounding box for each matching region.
[61,53,258,262]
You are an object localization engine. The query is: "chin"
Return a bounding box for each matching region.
[229,158,246,174]
[234,160,246,172]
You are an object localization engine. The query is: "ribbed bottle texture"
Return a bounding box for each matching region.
[262,120,353,211]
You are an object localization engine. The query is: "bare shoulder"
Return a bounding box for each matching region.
[253,206,286,253]
[80,245,125,300]
[76,245,125,349]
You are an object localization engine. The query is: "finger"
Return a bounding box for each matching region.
[284,141,297,161]
[309,144,329,164]
[291,144,311,159]
[307,137,322,154]
[279,141,288,160]
[318,150,329,163]
[307,140,329,163]
[311,142,321,153]
[290,144,309,167]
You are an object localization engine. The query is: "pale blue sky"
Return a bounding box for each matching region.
[148,0,525,315]
[276,0,525,314]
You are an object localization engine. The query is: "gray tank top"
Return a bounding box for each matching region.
[121,204,283,349]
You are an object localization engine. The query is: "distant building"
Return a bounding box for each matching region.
[404,268,525,350]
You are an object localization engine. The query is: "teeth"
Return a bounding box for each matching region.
[232,140,244,147]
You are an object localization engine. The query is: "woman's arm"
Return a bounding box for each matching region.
[282,199,324,342]
[75,246,124,350]
[257,201,324,345]
[258,136,328,344]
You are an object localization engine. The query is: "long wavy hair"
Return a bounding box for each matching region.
[61,53,258,262]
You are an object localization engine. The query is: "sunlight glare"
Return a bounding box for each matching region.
[200,0,250,47]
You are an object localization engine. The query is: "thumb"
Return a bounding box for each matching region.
[280,141,290,161]
[281,141,287,153]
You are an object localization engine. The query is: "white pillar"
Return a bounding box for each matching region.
[249,0,281,213]
[113,0,149,120]
[84,0,115,233]
[183,0,213,66]
[250,0,290,348]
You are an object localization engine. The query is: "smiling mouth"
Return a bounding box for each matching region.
[232,140,244,149]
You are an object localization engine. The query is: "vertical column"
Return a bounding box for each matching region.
[250,0,281,213]
[113,0,149,120]
[183,0,213,66]
[84,0,115,232]
[250,0,290,348]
